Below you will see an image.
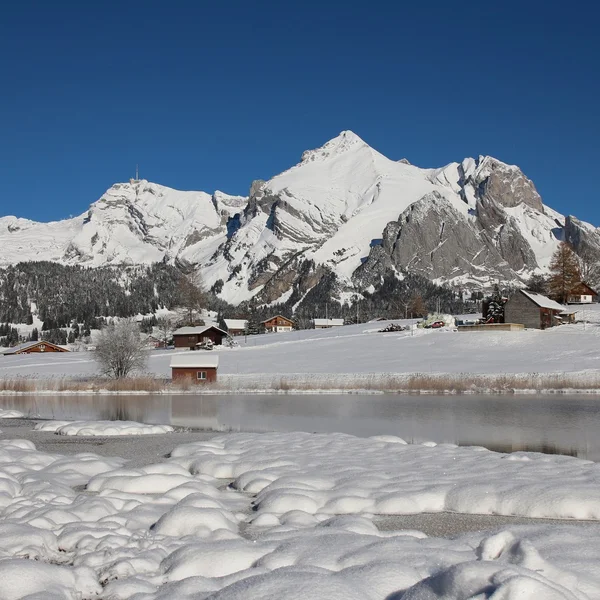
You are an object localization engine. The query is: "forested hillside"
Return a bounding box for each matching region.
[0,262,188,327]
[0,261,469,347]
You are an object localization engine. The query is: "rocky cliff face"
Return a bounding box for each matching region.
[469,156,544,211]
[564,215,600,257]
[1,131,597,305]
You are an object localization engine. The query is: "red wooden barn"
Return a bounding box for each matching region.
[170,354,218,383]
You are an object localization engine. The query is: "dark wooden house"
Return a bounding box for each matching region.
[170,354,218,383]
[172,325,228,349]
[3,341,70,355]
[262,315,294,333]
[224,319,248,336]
[504,290,571,330]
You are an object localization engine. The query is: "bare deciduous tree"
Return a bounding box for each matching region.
[178,271,205,326]
[576,247,600,290]
[155,315,176,347]
[408,294,428,318]
[94,320,148,379]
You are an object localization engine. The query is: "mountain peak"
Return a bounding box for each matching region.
[300,130,367,164]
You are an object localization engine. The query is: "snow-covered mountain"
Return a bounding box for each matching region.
[2,131,599,305]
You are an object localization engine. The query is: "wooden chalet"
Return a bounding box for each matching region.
[3,341,70,355]
[504,290,574,330]
[172,325,228,349]
[261,315,294,333]
[312,318,344,329]
[170,354,218,383]
[224,319,248,336]
[567,282,598,304]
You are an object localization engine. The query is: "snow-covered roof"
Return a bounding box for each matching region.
[261,315,294,324]
[173,325,227,336]
[170,354,219,369]
[313,318,344,327]
[520,290,568,312]
[224,319,247,330]
[2,341,69,355]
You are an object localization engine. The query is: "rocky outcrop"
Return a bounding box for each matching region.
[475,198,538,271]
[564,215,600,259]
[469,156,543,211]
[355,189,544,286]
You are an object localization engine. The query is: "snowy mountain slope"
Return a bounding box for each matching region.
[210,132,592,302]
[0,215,84,264]
[2,131,600,306]
[0,180,246,270]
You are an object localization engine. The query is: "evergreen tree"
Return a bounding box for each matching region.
[548,242,581,303]
[30,327,39,341]
[8,328,19,346]
[526,273,548,294]
[482,285,506,323]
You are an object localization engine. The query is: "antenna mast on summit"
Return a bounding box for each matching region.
[135,164,139,181]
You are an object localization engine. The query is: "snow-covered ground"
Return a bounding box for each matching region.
[0,429,599,599]
[3,311,600,390]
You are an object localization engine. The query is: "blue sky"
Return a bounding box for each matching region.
[1,1,599,223]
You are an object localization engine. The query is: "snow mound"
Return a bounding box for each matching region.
[0,409,24,418]
[0,560,101,600]
[1,430,600,600]
[171,432,600,520]
[33,419,174,436]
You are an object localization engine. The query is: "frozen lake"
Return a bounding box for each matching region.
[2,393,600,459]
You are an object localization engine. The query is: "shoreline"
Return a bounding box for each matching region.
[3,385,600,396]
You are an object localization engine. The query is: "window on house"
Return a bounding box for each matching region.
[197,371,207,380]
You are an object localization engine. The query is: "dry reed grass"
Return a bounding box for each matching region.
[0,375,165,393]
[94,376,164,392]
[2,372,600,395]
[217,372,600,394]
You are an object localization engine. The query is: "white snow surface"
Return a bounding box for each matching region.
[0,432,599,599]
[4,314,600,384]
[33,420,174,436]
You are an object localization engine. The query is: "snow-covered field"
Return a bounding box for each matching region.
[3,311,600,391]
[0,427,599,599]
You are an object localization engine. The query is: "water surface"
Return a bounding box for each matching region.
[2,394,599,460]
